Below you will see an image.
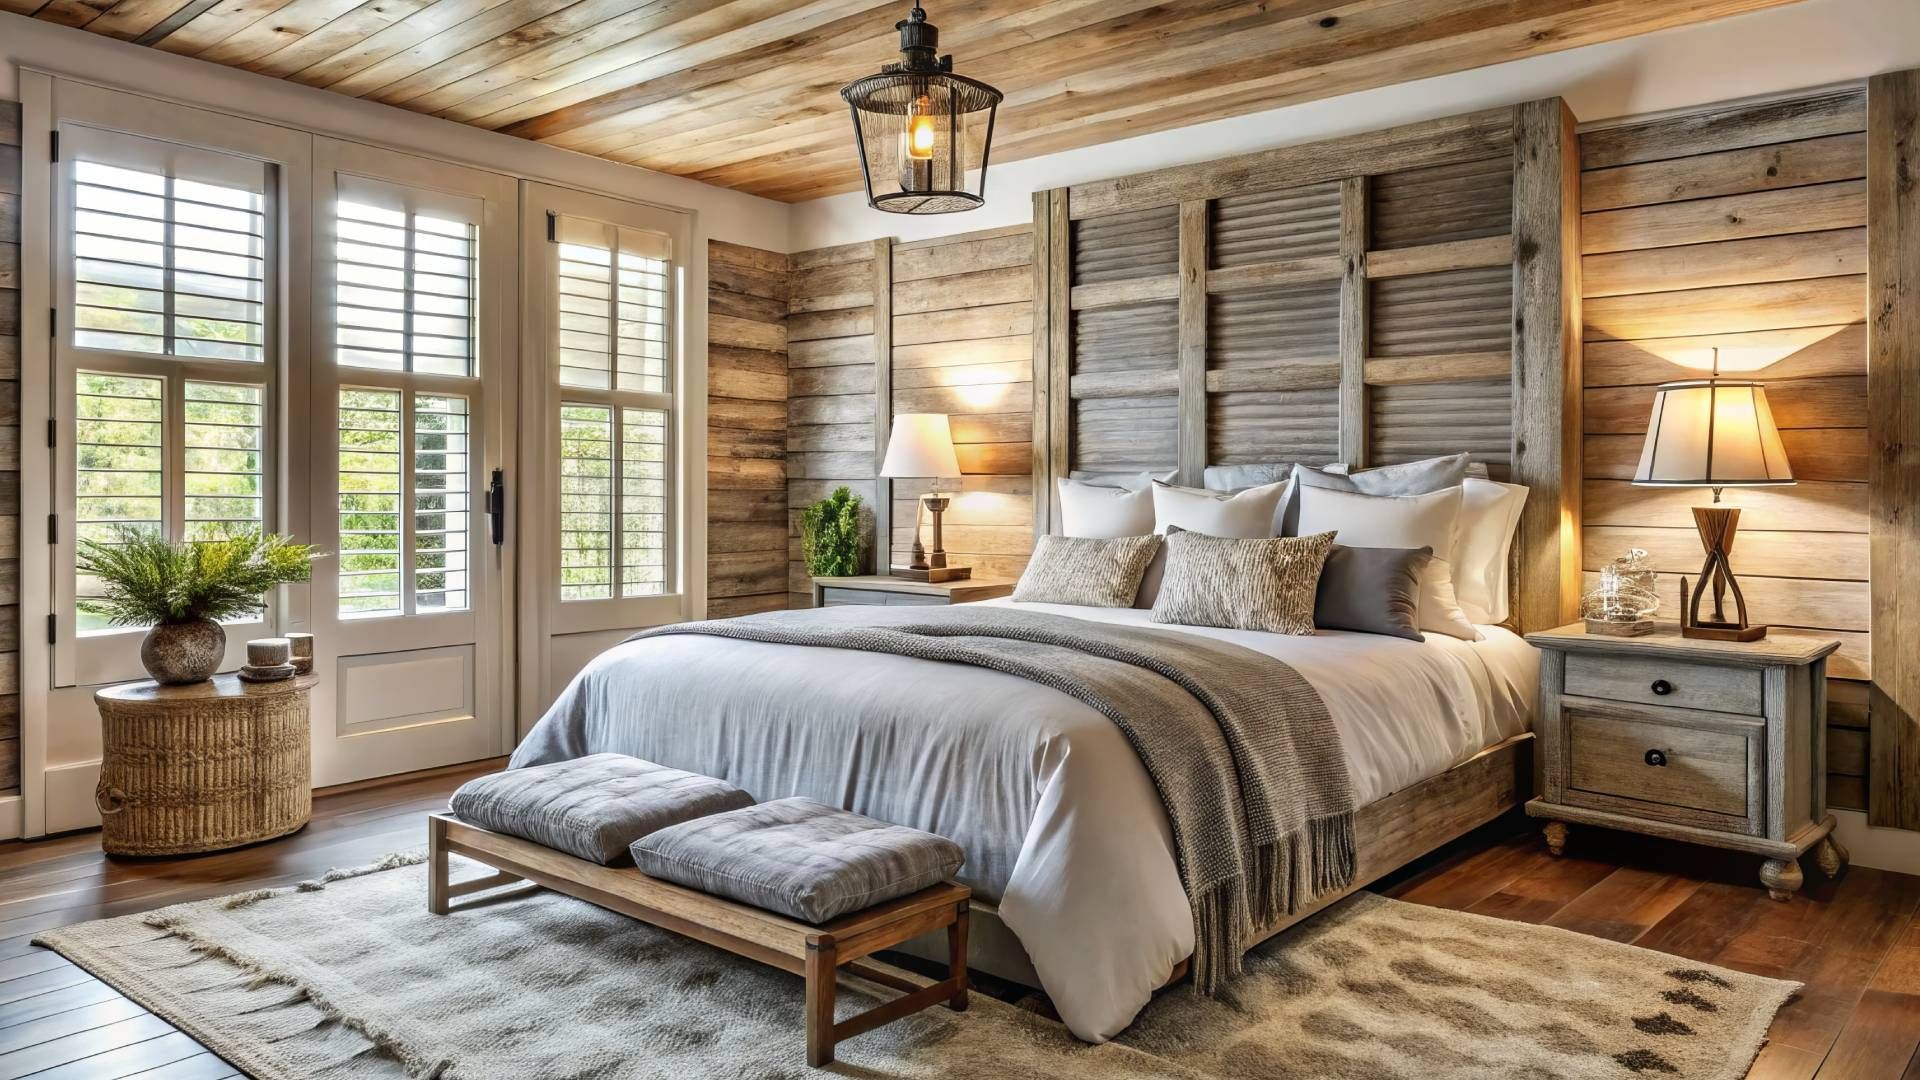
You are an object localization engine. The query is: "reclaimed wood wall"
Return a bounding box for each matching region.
[1031,100,1581,634]
[888,226,1035,584]
[0,100,18,795]
[786,240,888,608]
[706,241,790,619]
[782,228,1038,604]
[1574,89,1873,810]
[1867,69,1920,831]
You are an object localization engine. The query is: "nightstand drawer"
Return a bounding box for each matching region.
[1563,653,1763,715]
[819,587,946,607]
[1567,712,1751,819]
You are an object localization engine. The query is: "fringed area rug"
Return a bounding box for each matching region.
[34,855,1797,1080]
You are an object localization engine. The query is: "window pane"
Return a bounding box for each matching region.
[415,395,469,613]
[76,372,164,633]
[71,159,267,362]
[559,403,613,601]
[617,253,669,394]
[557,244,612,390]
[336,199,477,376]
[621,408,667,597]
[183,381,265,542]
[339,387,403,618]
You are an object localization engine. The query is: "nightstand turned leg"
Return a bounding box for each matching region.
[1543,821,1569,857]
[1813,835,1849,878]
[1760,858,1803,901]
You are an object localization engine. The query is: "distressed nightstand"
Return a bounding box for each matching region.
[1524,623,1846,901]
[811,574,1015,608]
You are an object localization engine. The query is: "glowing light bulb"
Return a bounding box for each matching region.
[906,96,937,160]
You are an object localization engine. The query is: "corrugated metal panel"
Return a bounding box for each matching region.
[1209,389,1340,466]
[1072,300,1177,374]
[1370,379,1513,479]
[1072,206,1179,285]
[1370,156,1513,250]
[1072,397,1177,474]
[1369,265,1512,357]
[1210,181,1342,267]
[1208,282,1340,368]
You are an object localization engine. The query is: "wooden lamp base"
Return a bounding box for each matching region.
[892,494,971,584]
[1681,504,1766,642]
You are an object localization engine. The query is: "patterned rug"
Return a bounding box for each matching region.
[34,854,1797,1079]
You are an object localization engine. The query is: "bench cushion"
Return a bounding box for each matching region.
[450,754,753,865]
[630,797,965,924]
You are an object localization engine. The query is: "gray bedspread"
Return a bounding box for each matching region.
[631,605,1354,992]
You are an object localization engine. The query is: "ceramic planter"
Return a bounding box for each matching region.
[140,618,226,685]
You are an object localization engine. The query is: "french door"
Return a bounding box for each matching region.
[308,139,517,786]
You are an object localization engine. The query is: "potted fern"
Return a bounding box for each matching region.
[77,528,320,685]
[801,486,867,577]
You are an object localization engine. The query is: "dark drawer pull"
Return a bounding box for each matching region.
[1650,679,1673,696]
[1644,748,1668,767]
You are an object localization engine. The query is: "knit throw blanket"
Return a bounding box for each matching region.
[636,605,1355,993]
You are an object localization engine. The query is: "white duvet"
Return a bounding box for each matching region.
[513,600,1537,1042]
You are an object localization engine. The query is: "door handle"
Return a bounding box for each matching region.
[488,468,506,546]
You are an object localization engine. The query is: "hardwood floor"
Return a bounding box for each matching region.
[0,763,1915,1078]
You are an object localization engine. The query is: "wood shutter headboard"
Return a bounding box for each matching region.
[1030,99,1583,634]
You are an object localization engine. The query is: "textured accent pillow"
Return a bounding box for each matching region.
[1454,478,1530,624]
[1293,484,1481,641]
[1057,476,1155,538]
[1150,527,1336,635]
[631,797,965,924]
[1315,545,1432,641]
[450,753,755,865]
[1013,533,1162,607]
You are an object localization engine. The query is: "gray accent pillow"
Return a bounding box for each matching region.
[1315,545,1433,641]
[451,753,754,865]
[1150,527,1336,635]
[1284,453,1475,533]
[1203,462,1296,492]
[1013,533,1162,607]
[631,797,965,924]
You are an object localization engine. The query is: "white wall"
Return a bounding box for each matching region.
[792,0,1920,249]
[0,13,791,247]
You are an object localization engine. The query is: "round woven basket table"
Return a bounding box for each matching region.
[94,673,318,856]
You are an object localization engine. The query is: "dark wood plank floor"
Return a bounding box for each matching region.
[0,762,1915,1078]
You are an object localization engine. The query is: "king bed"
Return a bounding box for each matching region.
[512,597,1539,1042]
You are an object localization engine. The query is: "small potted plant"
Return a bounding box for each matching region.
[801,485,867,577]
[77,528,320,685]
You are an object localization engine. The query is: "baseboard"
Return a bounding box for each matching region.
[1831,809,1920,876]
[45,760,103,835]
[0,796,21,841]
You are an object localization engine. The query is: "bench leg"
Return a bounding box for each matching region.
[805,939,837,1067]
[427,816,450,916]
[946,901,969,1012]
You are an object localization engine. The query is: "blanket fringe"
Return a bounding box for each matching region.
[139,853,457,1079]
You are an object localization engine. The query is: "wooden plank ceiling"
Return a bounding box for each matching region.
[8,0,1808,202]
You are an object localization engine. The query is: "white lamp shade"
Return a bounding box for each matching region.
[1633,380,1794,487]
[880,413,963,479]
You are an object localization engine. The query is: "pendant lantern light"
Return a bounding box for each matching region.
[840,6,1003,214]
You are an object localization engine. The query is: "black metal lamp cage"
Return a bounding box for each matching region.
[840,6,1003,215]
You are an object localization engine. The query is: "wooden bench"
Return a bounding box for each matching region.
[427,813,971,1067]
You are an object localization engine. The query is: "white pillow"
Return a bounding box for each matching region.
[1293,485,1481,641]
[1454,478,1529,624]
[1057,477,1154,538]
[1152,479,1289,538]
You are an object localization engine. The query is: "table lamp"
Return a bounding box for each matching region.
[1631,350,1794,640]
[880,413,967,582]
